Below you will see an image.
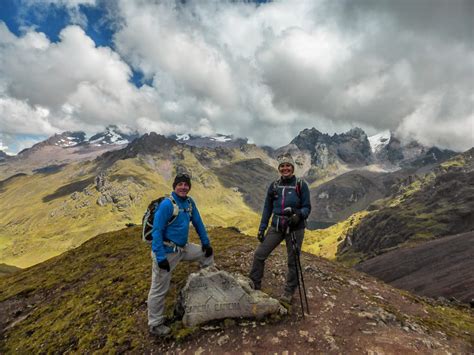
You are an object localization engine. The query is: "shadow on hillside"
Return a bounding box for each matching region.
[42,177,95,202]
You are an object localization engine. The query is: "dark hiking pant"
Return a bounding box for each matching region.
[249,227,305,294]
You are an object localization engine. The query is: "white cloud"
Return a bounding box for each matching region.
[397,92,474,151]
[1,0,473,152]
[0,140,8,152]
[21,0,97,26]
[114,1,238,108]
[0,96,56,135]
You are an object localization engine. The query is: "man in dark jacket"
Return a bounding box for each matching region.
[148,173,214,336]
[249,153,311,303]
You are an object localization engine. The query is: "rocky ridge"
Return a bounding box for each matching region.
[337,148,474,262]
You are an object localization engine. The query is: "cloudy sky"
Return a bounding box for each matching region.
[0,0,472,154]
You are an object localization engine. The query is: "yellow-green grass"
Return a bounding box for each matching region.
[303,211,369,259]
[387,173,436,208]
[440,154,468,169]
[0,156,260,268]
[0,226,259,353]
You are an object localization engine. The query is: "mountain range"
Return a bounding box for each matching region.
[0,125,471,303]
[0,125,456,178]
[0,124,472,352]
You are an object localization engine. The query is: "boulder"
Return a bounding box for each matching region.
[176,266,286,327]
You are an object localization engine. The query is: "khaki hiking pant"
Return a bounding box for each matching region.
[249,227,305,294]
[147,243,214,327]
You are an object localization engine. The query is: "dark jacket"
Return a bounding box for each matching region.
[258,176,311,232]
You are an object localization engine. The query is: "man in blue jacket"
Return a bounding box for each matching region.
[148,173,213,336]
[249,153,311,303]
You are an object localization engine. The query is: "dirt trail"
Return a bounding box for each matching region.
[152,241,473,353]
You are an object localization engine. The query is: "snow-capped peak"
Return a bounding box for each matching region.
[210,134,232,142]
[176,134,190,141]
[368,130,391,153]
[88,126,139,146]
[51,132,86,148]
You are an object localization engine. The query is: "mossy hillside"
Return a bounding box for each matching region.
[0,154,260,268]
[0,263,21,278]
[439,151,469,169]
[303,211,369,260]
[337,150,474,262]
[394,290,474,341]
[0,161,144,268]
[0,226,258,353]
[0,163,116,267]
[2,225,472,353]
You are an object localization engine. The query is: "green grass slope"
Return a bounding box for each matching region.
[0,150,260,268]
[1,226,472,353]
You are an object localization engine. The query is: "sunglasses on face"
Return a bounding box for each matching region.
[176,173,191,179]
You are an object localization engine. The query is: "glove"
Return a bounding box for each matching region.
[288,213,301,226]
[257,230,266,243]
[202,245,213,257]
[158,259,170,272]
[283,207,294,216]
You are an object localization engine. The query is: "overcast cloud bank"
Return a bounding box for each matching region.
[0,0,473,153]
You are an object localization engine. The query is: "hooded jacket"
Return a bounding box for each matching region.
[151,191,210,262]
[258,176,311,232]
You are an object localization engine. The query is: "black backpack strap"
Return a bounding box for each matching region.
[295,177,302,198]
[186,197,194,217]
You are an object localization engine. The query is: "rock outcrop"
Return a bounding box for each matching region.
[176,266,286,327]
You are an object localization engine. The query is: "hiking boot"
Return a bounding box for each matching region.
[280,291,293,304]
[149,324,171,336]
[250,280,261,291]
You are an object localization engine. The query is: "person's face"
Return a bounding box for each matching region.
[278,163,294,178]
[174,182,190,198]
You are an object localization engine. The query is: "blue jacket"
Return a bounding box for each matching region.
[151,192,210,262]
[259,176,311,232]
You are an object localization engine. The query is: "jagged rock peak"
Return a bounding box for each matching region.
[345,127,367,139]
[125,132,179,154]
[95,132,181,166]
[294,127,325,140]
[290,127,331,150]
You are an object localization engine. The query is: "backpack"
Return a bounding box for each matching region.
[272,177,305,231]
[272,177,303,198]
[142,195,193,244]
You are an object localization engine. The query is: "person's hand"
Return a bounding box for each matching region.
[283,207,294,216]
[158,259,170,272]
[202,245,213,257]
[257,230,266,243]
[288,213,301,226]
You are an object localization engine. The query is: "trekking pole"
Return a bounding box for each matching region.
[287,227,306,317]
[291,230,310,314]
[291,232,310,317]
